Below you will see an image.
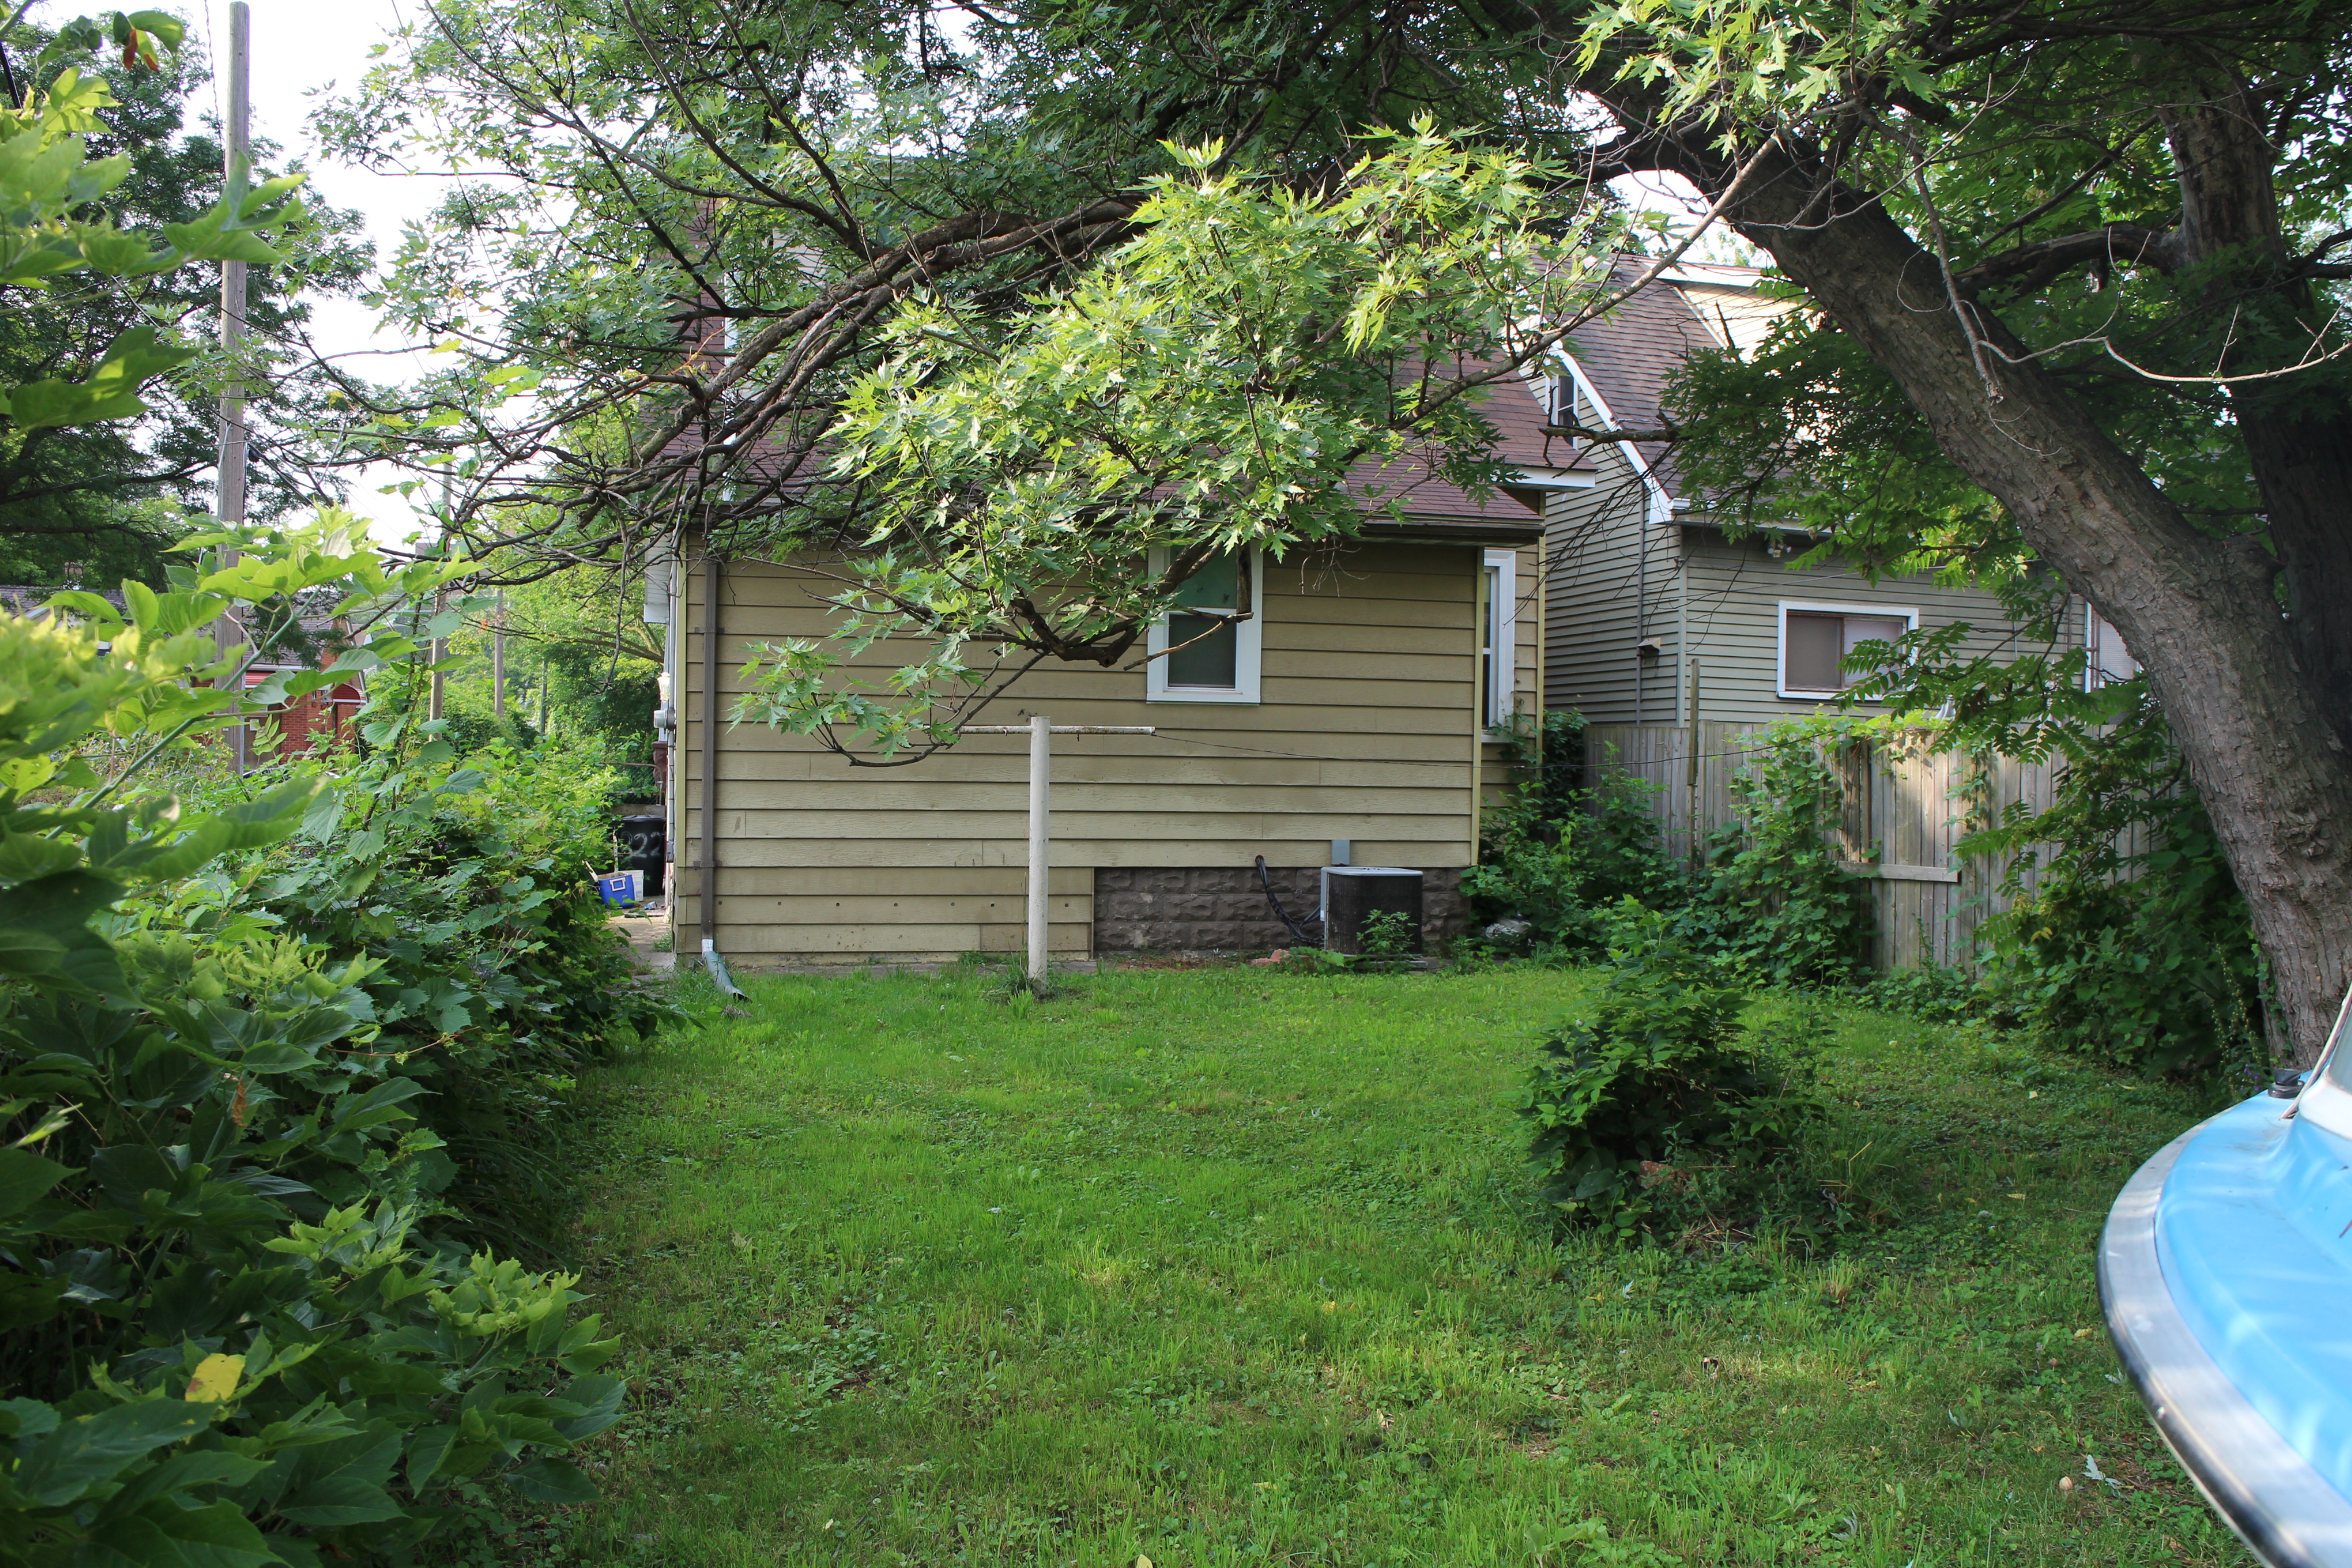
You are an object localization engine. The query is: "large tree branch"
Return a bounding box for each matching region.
[1957,222,2185,295]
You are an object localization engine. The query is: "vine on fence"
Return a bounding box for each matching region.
[1488,629,2266,1088]
[1469,715,1868,984]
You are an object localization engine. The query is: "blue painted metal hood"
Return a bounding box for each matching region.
[2104,1091,2352,1567]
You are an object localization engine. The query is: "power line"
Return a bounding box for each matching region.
[1141,727,1790,773]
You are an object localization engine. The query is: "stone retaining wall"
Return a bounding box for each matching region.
[1092,867,1467,953]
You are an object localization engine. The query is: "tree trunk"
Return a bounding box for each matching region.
[1492,1,2352,1060]
[1738,185,2352,1064]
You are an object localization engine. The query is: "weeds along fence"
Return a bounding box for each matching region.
[1584,722,2149,975]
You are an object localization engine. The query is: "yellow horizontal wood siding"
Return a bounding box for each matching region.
[674,540,1486,963]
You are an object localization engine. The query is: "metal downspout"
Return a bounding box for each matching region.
[699,549,743,997]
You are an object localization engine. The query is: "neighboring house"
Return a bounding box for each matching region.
[657,376,1577,968]
[1541,261,2125,727]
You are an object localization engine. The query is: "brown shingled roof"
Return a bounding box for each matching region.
[1341,368,1582,536]
[1556,259,1733,499]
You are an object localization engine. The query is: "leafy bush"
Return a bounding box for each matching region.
[1964,705,2265,1081]
[237,735,654,1253]
[1488,708,1586,826]
[1522,907,1826,1242]
[1,525,645,1565]
[1472,721,1865,985]
[1465,732,1678,958]
[1682,724,1872,987]
[1857,962,1986,1024]
[1838,610,2268,1084]
[1356,909,1418,960]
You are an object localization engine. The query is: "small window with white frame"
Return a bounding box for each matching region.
[1777,600,1916,699]
[1544,372,1585,455]
[1546,372,1573,428]
[1480,547,1518,732]
[2085,603,2140,689]
[1145,546,1262,704]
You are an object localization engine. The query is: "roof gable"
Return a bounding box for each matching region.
[1559,260,1791,501]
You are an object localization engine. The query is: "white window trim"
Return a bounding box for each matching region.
[1482,547,1518,734]
[1145,544,1263,704]
[1776,599,1918,701]
[2085,600,2140,691]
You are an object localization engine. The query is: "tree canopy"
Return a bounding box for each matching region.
[0,12,369,587]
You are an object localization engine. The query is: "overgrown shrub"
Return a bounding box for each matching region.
[233,736,656,1252]
[1681,724,1872,987]
[1522,906,1827,1242]
[1490,708,1586,826]
[1,527,648,1565]
[1473,720,1869,985]
[1466,728,1678,958]
[1963,705,2266,1081]
[1838,611,2268,1084]
[1857,962,1986,1024]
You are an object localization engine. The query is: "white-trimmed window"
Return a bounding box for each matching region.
[1777,600,1916,699]
[1480,547,1518,732]
[1146,546,1262,704]
[1544,372,1586,455]
[2085,603,2140,689]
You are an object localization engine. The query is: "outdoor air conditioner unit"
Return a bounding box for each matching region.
[1318,866,1425,956]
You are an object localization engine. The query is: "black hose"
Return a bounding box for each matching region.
[1256,855,1322,947]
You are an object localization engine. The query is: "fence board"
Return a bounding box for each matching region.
[1585,724,2073,974]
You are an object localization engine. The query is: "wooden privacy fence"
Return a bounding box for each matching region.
[1585,722,2104,975]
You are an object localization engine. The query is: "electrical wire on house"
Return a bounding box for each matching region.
[1255,855,1323,945]
[1140,728,1781,772]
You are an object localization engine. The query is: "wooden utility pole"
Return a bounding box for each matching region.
[965,718,1156,987]
[1686,657,1702,866]
[428,471,449,721]
[214,1,250,536]
[427,589,445,720]
[214,1,252,768]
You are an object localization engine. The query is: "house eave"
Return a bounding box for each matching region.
[1359,516,1547,546]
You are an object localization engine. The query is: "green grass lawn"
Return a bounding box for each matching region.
[536,962,2249,1567]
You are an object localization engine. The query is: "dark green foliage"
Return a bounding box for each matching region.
[233,738,665,1255]
[0,541,655,1564]
[536,635,658,757]
[1965,709,2265,1083]
[1356,909,1417,961]
[1522,910,1827,1242]
[1489,707,1585,826]
[1843,619,2266,1084]
[1681,725,1872,988]
[1471,721,1861,985]
[1465,727,1678,959]
[1857,962,1985,1024]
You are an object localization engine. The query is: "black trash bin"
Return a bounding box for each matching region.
[616,814,667,901]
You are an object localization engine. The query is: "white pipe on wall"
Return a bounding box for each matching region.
[1028,715,1051,984]
[964,719,1158,990]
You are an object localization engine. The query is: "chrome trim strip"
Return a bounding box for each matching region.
[2101,1126,2352,1568]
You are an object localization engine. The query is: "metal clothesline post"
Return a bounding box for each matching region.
[962,717,1156,986]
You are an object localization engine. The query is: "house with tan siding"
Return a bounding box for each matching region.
[656,375,1575,970]
[1541,261,2133,728]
